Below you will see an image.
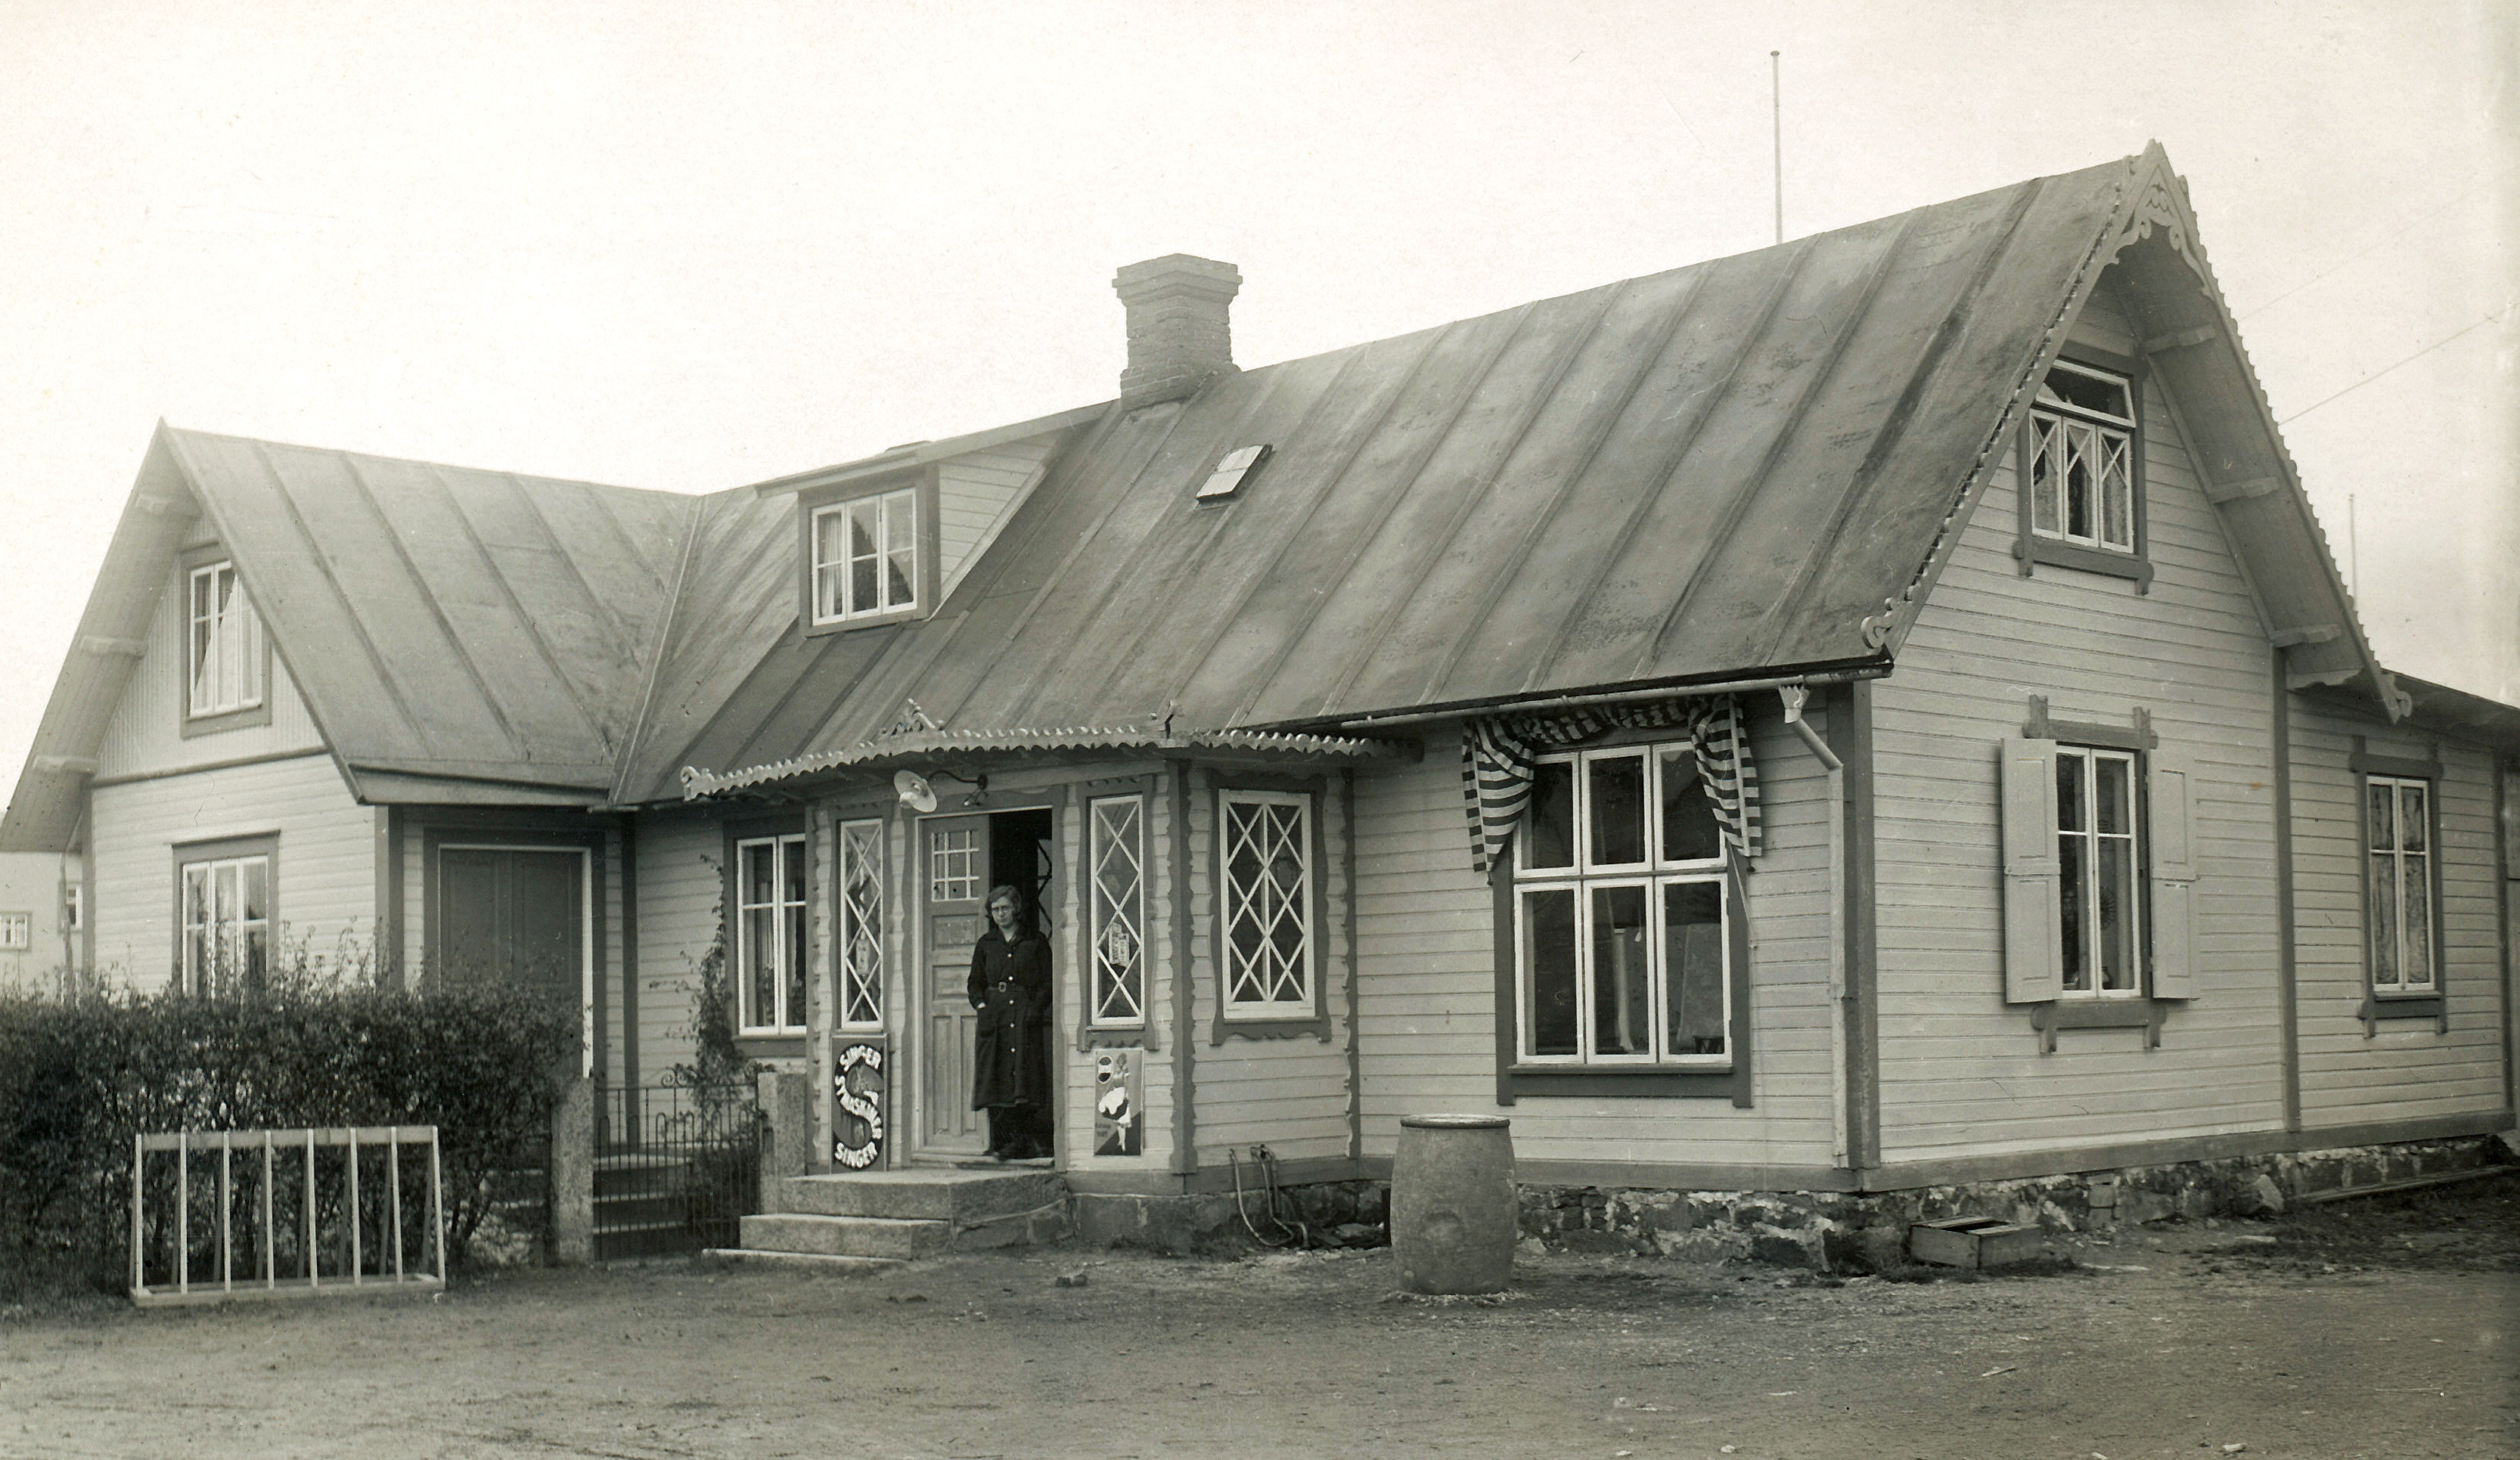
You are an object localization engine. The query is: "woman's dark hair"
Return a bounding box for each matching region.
[985,883,1029,933]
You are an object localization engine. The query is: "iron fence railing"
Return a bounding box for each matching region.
[592,1081,763,1260]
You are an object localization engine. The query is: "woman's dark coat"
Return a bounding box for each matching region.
[968,927,1052,1111]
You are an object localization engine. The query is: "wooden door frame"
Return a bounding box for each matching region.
[425,835,600,1079]
[908,789,1068,1163]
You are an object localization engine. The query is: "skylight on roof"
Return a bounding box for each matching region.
[1196,445,1271,501]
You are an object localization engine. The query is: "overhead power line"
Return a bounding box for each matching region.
[2276,302,2517,426]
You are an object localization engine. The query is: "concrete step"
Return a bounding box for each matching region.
[777,1168,1066,1223]
[740,1213,952,1260]
[700,1248,904,1276]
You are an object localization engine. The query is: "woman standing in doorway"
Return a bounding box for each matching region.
[969,883,1052,1161]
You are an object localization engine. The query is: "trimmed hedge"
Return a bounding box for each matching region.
[0,986,576,1296]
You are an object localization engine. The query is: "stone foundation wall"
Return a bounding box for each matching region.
[1068,1136,2507,1269]
[1516,1136,2506,1272]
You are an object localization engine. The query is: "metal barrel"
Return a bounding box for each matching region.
[1390,1114,1516,1294]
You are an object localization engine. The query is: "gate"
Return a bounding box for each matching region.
[129,1126,445,1306]
[594,1081,764,1259]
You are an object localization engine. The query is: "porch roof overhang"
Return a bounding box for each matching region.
[674,724,1417,801]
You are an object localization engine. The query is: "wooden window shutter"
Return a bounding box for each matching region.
[2000,737,2064,1003]
[2146,752,2200,1000]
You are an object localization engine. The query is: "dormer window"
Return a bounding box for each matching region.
[808,484,923,629]
[185,557,268,729]
[2015,352,2151,590]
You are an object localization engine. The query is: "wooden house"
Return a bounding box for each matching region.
[10,144,2513,1260]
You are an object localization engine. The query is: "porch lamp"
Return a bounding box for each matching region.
[894,768,989,811]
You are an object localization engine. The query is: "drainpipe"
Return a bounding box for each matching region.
[1779,686,1848,1170]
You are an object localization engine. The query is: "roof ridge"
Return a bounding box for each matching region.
[157,424,689,504]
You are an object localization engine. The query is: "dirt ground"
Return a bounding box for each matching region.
[3,1173,2514,1460]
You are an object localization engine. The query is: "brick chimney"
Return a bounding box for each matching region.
[1113,254,1241,408]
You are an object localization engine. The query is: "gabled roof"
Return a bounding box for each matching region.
[5,145,2434,833]
[648,144,2401,798]
[2,426,693,848]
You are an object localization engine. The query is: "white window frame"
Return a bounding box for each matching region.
[927,824,980,904]
[1217,789,1314,1018]
[2026,361,2137,554]
[1089,794,1148,1028]
[187,560,265,718]
[1511,744,1732,1067]
[809,487,920,625]
[735,833,808,1034]
[2054,745,2146,1000]
[834,819,886,1032]
[2365,773,2437,995]
[0,912,29,950]
[181,852,271,997]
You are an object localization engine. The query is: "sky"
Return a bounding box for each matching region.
[3,0,2514,786]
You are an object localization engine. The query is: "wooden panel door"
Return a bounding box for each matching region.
[437,847,586,1067]
[920,815,990,1153]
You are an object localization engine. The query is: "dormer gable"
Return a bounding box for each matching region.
[749,403,1102,638]
[1962,144,2398,717]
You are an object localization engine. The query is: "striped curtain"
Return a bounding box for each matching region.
[1459,696,1761,874]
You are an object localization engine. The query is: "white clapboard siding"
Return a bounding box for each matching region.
[1189,766,1354,1164]
[2286,702,2509,1124]
[89,753,372,992]
[631,808,723,1083]
[1870,339,2289,1165]
[1351,714,1841,1170]
[938,440,1061,600]
[96,572,325,778]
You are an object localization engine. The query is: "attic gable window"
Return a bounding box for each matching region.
[808,485,921,628]
[2029,363,2134,549]
[181,555,271,735]
[2015,353,2152,590]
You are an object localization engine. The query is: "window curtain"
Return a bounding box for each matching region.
[1459,695,1761,874]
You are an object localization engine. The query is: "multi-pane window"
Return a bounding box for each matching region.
[1513,745,1729,1065]
[2366,775,2435,994]
[1219,791,1311,1016]
[928,826,979,902]
[182,854,268,997]
[0,912,28,950]
[2056,746,2143,997]
[810,488,919,624]
[737,833,808,1033]
[1090,795,1146,1026]
[2027,362,2137,553]
[836,820,885,1031]
[188,562,264,717]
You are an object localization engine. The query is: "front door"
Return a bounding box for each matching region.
[437,845,589,1073]
[920,815,992,1154]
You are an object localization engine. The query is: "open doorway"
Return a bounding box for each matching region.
[917,805,1057,1160]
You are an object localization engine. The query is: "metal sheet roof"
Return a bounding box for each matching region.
[2,428,694,845]
[8,146,2448,838]
[641,153,2154,796]
[160,429,694,797]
